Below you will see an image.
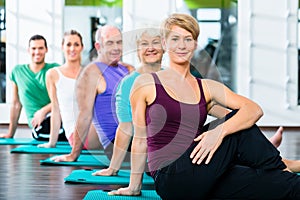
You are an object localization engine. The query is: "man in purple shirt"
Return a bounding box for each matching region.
[51,25,134,162]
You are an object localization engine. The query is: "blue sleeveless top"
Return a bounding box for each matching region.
[92,62,129,149]
[146,73,208,174]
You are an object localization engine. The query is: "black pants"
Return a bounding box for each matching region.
[154,111,300,200]
[31,114,67,141]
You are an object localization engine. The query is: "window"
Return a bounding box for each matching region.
[190,4,237,90]
[0,1,5,103]
[298,9,300,104]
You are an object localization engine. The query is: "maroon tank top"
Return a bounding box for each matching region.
[146,73,208,175]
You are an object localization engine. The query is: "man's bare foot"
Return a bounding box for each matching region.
[269,126,283,148]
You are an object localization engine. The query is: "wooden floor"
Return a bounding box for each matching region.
[0,124,299,199]
[0,124,155,200]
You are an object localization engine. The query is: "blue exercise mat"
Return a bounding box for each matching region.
[40,154,130,167]
[10,145,104,154]
[64,169,154,185]
[0,138,69,145]
[83,190,161,200]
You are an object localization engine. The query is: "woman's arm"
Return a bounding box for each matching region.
[93,122,133,176]
[108,74,153,196]
[50,64,100,162]
[207,103,231,119]
[191,79,263,165]
[204,79,263,135]
[38,68,61,148]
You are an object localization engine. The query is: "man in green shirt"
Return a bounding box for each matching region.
[0,35,64,140]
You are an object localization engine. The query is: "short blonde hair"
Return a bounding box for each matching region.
[160,13,200,40]
[135,27,161,47]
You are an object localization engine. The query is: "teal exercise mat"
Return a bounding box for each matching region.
[83,190,161,200]
[40,154,130,167]
[10,145,104,154]
[0,138,69,145]
[64,169,154,185]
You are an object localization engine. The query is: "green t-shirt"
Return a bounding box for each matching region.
[10,63,59,127]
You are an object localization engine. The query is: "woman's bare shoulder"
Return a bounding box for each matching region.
[134,73,155,86]
[46,67,59,80]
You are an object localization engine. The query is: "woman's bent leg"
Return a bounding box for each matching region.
[155,110,288,199]
[212,165,300,199]
[155,135,240,199]
[205,110,286,170]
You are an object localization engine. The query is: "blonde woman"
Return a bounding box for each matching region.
[109,13,300,199]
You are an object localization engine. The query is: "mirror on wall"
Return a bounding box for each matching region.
[64,0,122,66]
[0,0,5,103]
[0,0,238,103]
[188,0,237,90]
[64,0,237,89]
[0,0,239,104]
[298,8,300,105]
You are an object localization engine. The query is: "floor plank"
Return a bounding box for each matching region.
[0,125,299,199]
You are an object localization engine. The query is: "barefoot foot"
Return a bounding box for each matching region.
[269,126,283,148]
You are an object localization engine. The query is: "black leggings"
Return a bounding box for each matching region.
[154,111,300,200]
[31,114,67,141]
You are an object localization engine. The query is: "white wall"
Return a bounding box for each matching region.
[1,0,300,127]
[237,0,300,126]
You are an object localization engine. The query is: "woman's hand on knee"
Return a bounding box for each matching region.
[190,130,223,165]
